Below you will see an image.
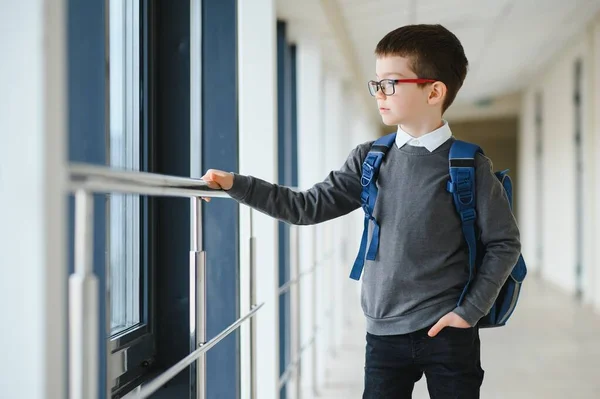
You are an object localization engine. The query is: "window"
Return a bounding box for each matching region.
[108,0,141,337]
[107,1,156,396]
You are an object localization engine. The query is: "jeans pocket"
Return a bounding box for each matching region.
[438,326,476,344]
[444,326,473,331]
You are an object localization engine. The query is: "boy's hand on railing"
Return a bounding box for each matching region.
[200,169,234,202]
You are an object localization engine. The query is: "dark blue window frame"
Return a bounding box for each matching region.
[201,1,241,398]
[68,1,241,398]
[68,2,159,398]
[149,1,195,397]
[67,1,108,398]
[277,21,298,398]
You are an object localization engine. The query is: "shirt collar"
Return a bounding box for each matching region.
[395,120,453,152]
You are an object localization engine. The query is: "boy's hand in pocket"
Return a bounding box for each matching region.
[427,311,471,337]
[200,169,234,202]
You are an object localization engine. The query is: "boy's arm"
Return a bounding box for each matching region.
[452,154,522,326]
[224,143,370,225]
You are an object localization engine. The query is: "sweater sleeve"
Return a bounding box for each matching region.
[225,142,371,225]
[452,154,522,326]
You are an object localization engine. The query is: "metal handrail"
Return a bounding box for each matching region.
[131,303,265,399]
[69,163,334,399]
[69,162,230,198]
[67,162,259,399]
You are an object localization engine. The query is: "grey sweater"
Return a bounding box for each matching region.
[227,137,521,335]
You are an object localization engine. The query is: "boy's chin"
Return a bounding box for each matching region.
[380,115,402,126]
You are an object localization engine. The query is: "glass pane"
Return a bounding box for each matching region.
[109,0,141,336]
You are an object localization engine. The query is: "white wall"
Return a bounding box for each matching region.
[296,38,322,396]
[517,89,538,274]
[323,76,344,357]
[592,15,600,313]
[237,1,279,398]
[0,1,66,398]
[519,14,600,309]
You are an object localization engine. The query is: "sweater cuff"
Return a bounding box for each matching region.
[453,300,485,327]
[227,173,252,201]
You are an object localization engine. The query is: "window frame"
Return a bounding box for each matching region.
[107,0,142,338]
[106,0,157,396]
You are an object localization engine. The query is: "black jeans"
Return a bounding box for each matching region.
[363,325,484,399]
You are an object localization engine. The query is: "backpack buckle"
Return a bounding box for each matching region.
[460,208,476,222]
[457,180,471,191]
[361,203,370,215]
[458,192,473,205]
[361,163,374,187]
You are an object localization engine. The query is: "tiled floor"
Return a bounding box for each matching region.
[319,275,600,398]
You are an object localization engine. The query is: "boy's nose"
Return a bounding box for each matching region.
[375,88,386,100]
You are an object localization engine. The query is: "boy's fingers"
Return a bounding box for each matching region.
[204,181,221,189]
[200,170,214,182]
[201,171,220,202]
[427,319,446,337]
[201,173,221,190]
[202,170,224,185]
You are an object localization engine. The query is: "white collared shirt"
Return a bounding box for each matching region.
[396,120,453,152]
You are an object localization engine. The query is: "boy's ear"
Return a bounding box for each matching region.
[428,81,447,107]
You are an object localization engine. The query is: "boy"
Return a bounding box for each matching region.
[202,24,521,398]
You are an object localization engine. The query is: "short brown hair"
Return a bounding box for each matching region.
[375,24,468,112]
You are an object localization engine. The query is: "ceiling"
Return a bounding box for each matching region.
[277,0,600,123]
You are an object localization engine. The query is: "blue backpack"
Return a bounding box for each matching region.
[349,133,527,328]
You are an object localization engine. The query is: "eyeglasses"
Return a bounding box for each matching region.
[367,78,437,96]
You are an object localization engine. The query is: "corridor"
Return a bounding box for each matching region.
[3,0,600,398]
[321,276,600,398]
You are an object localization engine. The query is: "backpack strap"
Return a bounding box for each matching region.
[349,132,397,280]
[446,140,483,305]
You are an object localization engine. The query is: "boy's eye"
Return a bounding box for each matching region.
[382,80,395,90]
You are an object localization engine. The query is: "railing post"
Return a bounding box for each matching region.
[312,233,318,398]
[191,197,206,399]
[249,216,257,399]
[250,237,258,399]
[69,189,99,399]
[290,226,301,399]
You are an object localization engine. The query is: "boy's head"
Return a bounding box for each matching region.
[370,24,468,126]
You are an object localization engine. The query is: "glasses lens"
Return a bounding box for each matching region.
[367,81,378,96]
[382,80,394,95]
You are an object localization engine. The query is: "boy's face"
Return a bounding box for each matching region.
[374,56,441,126]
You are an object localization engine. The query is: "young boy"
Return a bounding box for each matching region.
[202,24,521,399]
